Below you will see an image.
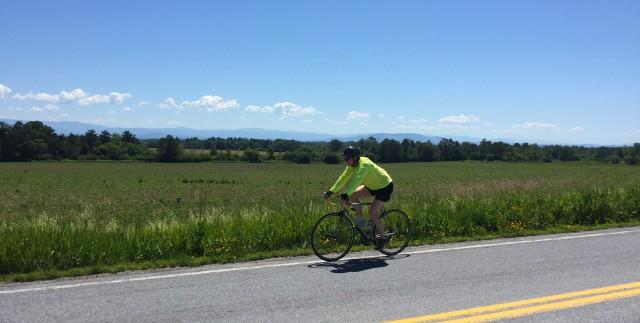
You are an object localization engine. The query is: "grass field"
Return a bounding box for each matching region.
[1,161,639,281]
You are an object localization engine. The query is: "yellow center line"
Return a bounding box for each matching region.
[387,281,640,323]
[443,287,640,323]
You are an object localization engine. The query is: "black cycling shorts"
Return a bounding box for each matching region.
[366,182,394,202]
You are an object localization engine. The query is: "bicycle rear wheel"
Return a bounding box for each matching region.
[311,212,354,261]
[379,209,412,256]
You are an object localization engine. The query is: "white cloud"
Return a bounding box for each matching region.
[0,84,12,98]
[181,95,239,112]
[325,118,347,125]
[247,101,318,118]
[512,122,558,130]
[160,95,239,112]
[302,119,313,123]
[13,88,130,106]
[77,92,131,106]
[60,89,86,102]
[137,101,150,107]
[347,111,370,120]
[159,98,180,109]
[26,104,59,113]
[566,126,584,132]
[245,105,260,112]
[438,114,481,124]
[110,92,131,104]
[245,104,275,113]
[274,102,318,117]
[13,92,60,103]
[78,94,110,105]
[122,107,132,112]
[106,110,116,115]
[409,118,428,125]
[48,113,72,121]
[394,117,429,130]
[44,104,59,112]
[378,114,385,118]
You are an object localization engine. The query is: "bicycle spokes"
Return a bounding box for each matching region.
[311,213,354,261]
[379,209,412,256]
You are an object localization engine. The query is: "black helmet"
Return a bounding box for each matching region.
[343,146,361,159]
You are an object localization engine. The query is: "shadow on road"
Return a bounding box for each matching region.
[308,254,410,273]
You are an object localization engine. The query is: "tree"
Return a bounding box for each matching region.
[379,139,403,162]
[82,130,98,155]
[357,136,379,156]
[329,139,343,152]
[0,122,10,160]
[415,141,436,162]
[401,139,416,162]
[551,145,579,161]
[156,135,183,162]
[98,130,111,145]
[121,130,138,144]
[437,139,464,161]
[6,121,54,161]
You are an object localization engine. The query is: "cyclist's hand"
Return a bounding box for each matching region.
[340,193,349,203]
[323,191,333,200]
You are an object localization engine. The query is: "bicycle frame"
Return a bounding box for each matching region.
[325,198,380,243]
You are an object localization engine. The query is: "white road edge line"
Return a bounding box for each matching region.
[2,229,639,295]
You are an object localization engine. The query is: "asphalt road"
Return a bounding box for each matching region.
[2,227,640,322]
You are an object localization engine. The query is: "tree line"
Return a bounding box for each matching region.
[1,120,639,164]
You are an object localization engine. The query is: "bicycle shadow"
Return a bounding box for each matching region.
[308,254,410,273]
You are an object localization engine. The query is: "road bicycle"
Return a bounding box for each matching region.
[311,198,412,261]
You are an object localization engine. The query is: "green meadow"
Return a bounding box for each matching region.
[1,161,639,281]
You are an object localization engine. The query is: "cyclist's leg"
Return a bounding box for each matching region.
[369,199,386,236]
[349,185,371,217]
[370,182,393,236]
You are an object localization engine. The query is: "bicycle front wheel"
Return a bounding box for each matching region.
[311,212,354,262]
[379,209,412,256]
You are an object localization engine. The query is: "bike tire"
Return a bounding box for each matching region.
[378,209,412,256]
[311,212,354,262]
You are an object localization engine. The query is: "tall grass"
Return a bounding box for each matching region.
[0,161,639,276]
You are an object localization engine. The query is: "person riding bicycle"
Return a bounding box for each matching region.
[324,146,394,250]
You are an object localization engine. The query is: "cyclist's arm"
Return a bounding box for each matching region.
[344,163,371,196]
[329,166,353,193]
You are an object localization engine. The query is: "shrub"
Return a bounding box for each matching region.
[608,155,621,164]
[624,155,639,165]
[323,153,340,164]
[243,150,262,163]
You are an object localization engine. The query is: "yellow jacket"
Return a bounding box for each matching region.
[329,156,393,196]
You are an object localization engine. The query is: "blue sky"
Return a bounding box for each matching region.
[1,0,638,145]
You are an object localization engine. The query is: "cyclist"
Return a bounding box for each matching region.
[324,146,394,250]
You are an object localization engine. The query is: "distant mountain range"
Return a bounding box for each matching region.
[0,119,613,146]
[1,119,453,142]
